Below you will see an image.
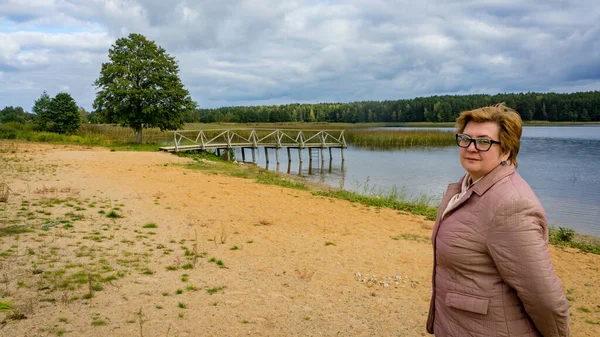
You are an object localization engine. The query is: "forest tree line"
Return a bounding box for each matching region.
[3,91,600,127]
[190,91,600,124]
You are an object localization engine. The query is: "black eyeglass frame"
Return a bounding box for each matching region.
[455,133,501,152]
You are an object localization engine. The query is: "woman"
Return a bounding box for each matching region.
[426,104,570,336]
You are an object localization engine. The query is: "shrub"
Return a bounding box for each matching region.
[556,227,576,243]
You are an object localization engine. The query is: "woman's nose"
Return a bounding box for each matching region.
[467,142,478,152]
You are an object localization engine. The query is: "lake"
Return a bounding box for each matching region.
[237,126,600,236]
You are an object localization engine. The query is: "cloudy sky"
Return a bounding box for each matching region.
[1,0,599,111]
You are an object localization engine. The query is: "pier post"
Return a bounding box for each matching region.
[321,148,325,162]
[252,148,256,163]
[341,148,345,161]
[265,147,269,163]
[241,148,246,162]
[298,148,303,163]
[287,147,291,162]
[276,148,280,164]
[329,147,332,161]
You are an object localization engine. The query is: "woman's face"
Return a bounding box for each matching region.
[459,121,509,181]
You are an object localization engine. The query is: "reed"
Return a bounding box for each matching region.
[344,129,455,149]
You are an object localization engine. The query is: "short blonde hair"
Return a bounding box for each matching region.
[456,103,522,167]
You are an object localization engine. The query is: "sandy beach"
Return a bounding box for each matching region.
[0,140,598,336]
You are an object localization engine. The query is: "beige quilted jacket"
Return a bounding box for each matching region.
[426,164,570,336]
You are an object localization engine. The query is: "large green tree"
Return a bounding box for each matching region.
[93,33,196,143]
[46,92,81,134]
[32,91,52,130]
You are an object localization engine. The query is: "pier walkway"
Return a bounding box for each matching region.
[159,129,347,164]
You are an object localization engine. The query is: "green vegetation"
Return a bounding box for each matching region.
[194,92,600,123]
[549,226,600,255]
[142,223,158,229]
[577,306,591,313]
[0,106,35,124]
[345,129,455,148]
[313,189,437,221]
[106,210,122,219]
[31,91,81,134]
[391,233,430,243]
[181,151,309,190]
[0,301,13,312]
[93,33,196,143]
[206,286,226,295]
[0,225,33,237]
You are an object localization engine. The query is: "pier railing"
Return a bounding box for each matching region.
[160,129,347,152]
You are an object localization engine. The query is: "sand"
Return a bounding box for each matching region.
[0,140,598,337]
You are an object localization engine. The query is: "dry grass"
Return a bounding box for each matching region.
[0,182,10,203]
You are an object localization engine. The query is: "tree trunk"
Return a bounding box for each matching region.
[135,128,143,144]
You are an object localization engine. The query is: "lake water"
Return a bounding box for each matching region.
[236,126,600,236]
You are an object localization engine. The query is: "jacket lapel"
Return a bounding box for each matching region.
[431,164,517,246]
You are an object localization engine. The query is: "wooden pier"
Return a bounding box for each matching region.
[159,129,347,164]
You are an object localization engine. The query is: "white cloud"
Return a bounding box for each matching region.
[0,0,599,111]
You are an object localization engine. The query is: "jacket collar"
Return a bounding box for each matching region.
[471,163,516,196]
[436,163,516,228]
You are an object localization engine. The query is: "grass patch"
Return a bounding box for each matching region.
[106,210,122,219]
[180,152,308,190]
[142,222,158,228]
[206,286,226,295]
[391,233,430,243]
[91,319,107,326]
[0,301,13,312]
[577,306,591,313]
[0,225,33,237]
[313,189,437,220]
[549,226,600,255]
[254,170,307,190]
[106,143,161,152]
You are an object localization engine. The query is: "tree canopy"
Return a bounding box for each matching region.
[32,91,52,130]
[48,93,81,133]
[93,33,196,143]
[0,106,35,124]
[33,92,80,134]
[191,91,600,124]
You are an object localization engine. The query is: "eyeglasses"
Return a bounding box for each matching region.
[456,133,501,152]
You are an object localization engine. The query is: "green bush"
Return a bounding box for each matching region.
[549,226,600,255]
[556,227,576,242]
[0,127,17,139]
